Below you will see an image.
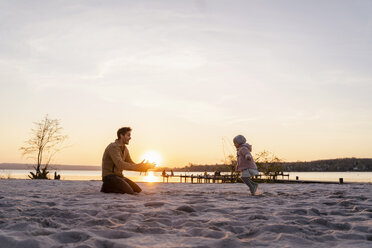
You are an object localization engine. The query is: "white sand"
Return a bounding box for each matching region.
[0,180,371,248]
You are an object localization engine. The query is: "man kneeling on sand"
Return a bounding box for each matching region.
[101,127,155,194]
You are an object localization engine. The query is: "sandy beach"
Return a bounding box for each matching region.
[0,180,371,248]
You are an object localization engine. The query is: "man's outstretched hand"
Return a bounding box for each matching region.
[138,160,156,172]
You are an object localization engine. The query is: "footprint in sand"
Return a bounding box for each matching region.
[94,239,123,248]
[94,230,133,239]
[176,205,196,213]
[51,231,90,244]
[144,202,165,207]
[248,214,269,220]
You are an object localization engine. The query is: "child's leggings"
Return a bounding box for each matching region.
[241,177,256,192]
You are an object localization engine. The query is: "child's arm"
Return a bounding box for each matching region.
[240,147,252,161]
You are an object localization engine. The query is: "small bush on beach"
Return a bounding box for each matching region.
[0,172,13,179]
[54,171,61,180]
[29,167,50,179]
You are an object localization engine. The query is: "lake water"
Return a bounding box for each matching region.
[1,170,371,183]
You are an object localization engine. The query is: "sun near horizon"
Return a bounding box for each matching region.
[140,151,163,167]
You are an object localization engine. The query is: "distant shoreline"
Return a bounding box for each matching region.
[0,163,100,171]
[2,157,372,172]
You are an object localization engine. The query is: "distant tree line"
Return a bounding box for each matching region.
[279,158,372,172]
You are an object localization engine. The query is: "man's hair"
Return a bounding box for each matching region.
[117,127,132,139]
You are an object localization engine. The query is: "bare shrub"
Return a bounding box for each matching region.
[20,115,68,179]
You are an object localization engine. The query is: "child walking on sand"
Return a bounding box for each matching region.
[233,135,259,195]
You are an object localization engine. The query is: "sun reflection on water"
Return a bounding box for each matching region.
[143,171,159,183]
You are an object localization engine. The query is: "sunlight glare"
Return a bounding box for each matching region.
[141,150,162,166]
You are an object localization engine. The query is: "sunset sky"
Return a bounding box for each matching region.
[1,0,371,167]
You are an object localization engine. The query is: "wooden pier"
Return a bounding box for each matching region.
[162,174,349,184]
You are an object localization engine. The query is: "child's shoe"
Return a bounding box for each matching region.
[251,183,258,195]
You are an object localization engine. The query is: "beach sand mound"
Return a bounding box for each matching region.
[0,180,371,247]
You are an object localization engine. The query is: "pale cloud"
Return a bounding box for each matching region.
[80,48,207,80]
[131,87,250,125]
[279,112,322,127]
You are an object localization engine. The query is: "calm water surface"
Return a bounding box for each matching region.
[1,170,371,183]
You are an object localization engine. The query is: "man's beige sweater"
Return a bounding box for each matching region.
[101,140,138,178]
